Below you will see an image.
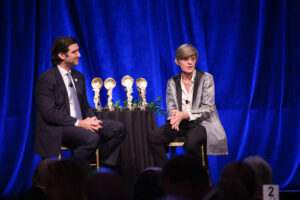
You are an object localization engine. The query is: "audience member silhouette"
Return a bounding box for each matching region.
[244,156,272,200]
[2,155,275,200]
[43,158,90,200]
[8,159,55,200]
[84,172,130,200]
[26,159,55,200]
[134,167,164,200]
[218,162,257,200]
[161,155,211,200]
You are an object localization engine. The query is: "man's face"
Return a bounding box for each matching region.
[175,55,197,75]
[60,43,81,68]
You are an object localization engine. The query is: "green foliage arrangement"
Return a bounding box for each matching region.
[147,97,166,116]
[105,97,166,116]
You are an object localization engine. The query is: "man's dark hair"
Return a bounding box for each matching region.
[162,155,209,187]
[46,159,89,200]
[161,155,210,199]
[51,36,78,65]
[134,167,164,200]
[218,162,257,200]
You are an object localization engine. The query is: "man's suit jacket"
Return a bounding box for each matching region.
[35,65,95,157]
[166,69,228,155]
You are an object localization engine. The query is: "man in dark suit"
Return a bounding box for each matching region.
[35,36,126,166]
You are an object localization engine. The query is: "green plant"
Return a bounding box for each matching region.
[113,100,123,110]
[147,97,166,116]
[122,99,139,108]
[105,97,166,116]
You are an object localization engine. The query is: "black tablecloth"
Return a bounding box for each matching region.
[95,109,156,177]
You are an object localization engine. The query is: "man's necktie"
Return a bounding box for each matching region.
[67,72,82,120]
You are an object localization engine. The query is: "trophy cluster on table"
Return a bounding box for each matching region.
[91,75,148,111]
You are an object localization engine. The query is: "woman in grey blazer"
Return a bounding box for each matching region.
[148,44,227,168]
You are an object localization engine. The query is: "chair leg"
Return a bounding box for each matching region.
[96,149,100,169]
[201,144,211,187]
[58,148,73,160]
[171,146,176,158]
[201,145,205,167]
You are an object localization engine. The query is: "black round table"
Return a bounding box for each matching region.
[95,109,157,180]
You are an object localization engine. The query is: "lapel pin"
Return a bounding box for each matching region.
[75,78,78,82]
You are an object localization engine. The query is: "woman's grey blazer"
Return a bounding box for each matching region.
[166,69,228,155]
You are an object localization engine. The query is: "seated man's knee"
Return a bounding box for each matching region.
[87,133,100,149]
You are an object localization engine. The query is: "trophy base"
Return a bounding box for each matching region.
[123,106,140,111]
[102,107,113,111]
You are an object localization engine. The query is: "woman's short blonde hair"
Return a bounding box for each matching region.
[175,44,198,60]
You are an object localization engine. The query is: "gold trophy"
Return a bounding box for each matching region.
[104,78,116,111]
[136,78,148,110]
[121,75,134,110]
[91,77,103,111]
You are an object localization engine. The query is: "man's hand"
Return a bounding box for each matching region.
[78,117,102,132]
[167,110,189,131]
[90,116,99,121]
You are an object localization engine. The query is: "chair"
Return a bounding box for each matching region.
[168,137,185,159]
[168,137,211,186]
[59,146,100,169]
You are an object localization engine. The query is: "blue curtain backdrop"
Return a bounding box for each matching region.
[1,0,300,196]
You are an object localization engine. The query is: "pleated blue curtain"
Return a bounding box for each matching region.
[0,0,299,195]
